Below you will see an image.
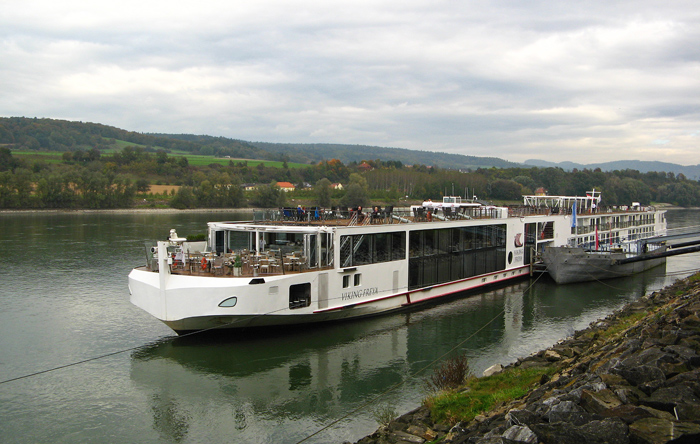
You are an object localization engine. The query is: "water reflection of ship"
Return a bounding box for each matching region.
[130,281,540,441]
[530,261,668,316]
[131,313,413,443]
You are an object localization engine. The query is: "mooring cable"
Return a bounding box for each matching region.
[294,271,548,444]
[0,277,413,386]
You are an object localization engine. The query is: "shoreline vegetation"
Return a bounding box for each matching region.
[0,202,692,215]
[350,272,700,444]
[0,207,259,214]
[5,119,700,211]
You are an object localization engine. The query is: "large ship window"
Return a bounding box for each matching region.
[289,283,311,309]
[375,233,390,262]
[392,232,406,260]
[408,224,507,290]
[340,231,407,267]
[354,235,373,265]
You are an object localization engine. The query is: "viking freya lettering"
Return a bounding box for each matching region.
[341,287,378,301]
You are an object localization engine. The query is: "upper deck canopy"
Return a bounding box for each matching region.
[523,190,601,211]
[208,221,336,234]
[421,196,482,209]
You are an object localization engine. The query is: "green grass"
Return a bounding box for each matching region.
[10,150,65,163]
[10,146,309,169]
[425,365,558,425]
[180,155,307,168]
[596,311,647,340]
[109,138,148,150]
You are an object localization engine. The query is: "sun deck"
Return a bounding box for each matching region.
[144,199,662,279]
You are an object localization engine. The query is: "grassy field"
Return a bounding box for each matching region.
[9,150,66,163]
[10,146,309,169]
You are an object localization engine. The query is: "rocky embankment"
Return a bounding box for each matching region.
[351,274,700,444]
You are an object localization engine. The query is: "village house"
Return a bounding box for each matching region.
[276,181,296,192]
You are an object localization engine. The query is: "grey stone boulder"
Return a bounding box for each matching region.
[483,363,503,377]
[530,418,628,444]
[628,417,700,444]
[613,364,666,388]
[545,400,597,426]
[662,344,700,366]
[577,418,629,444]
[389,430,425,443]
[501,425,537,444]
[505,408,540,427]
[641,384,700,413]
[663,368,700,394]
[674,403,700,421]
[600,404,657,424]
[613,385,648,405]
[580,388,624,415]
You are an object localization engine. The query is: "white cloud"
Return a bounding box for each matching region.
[1,0,700,165]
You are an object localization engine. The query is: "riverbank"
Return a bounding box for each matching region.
[1,202,692,215]
[0,207,258,214]
[351,273,700,444]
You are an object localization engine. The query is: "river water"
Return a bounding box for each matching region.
[0,209,698,444]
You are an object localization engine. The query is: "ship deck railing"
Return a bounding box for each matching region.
[151,250,336,278]
[508,204,660,219]
[250,206,509,227]
[230,204,659,230]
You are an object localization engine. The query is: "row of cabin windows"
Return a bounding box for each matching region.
[340,232,406,267]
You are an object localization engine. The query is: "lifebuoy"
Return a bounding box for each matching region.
[201,257,208,270]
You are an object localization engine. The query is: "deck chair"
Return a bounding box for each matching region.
[211,257,225,276]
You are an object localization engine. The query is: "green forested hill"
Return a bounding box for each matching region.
[525,159,700,180]
[0,117,520,169]
[0,117,266,159]
[3,117,699,177]
[249,142,522,170]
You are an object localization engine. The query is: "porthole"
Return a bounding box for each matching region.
[218,296,238,307]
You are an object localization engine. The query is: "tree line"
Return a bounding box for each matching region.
[362,165,700,207]
[1,146,699,210]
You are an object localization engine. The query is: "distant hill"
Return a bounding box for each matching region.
[4,117,698,176]
[525,159,700,180]
[249,142,522,170]
[0,117,521,169]
[0,117,265,159]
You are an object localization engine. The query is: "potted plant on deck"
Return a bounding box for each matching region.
[233,255,243,276]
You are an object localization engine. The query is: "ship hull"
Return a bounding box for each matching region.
[129,264,531,334]
[541,246,667,284]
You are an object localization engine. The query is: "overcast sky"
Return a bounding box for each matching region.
[2,1,699,165]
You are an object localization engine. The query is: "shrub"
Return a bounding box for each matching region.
[371,404,397,427]
[425,354,470,392]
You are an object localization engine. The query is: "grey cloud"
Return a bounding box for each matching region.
[1,0,699,164]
